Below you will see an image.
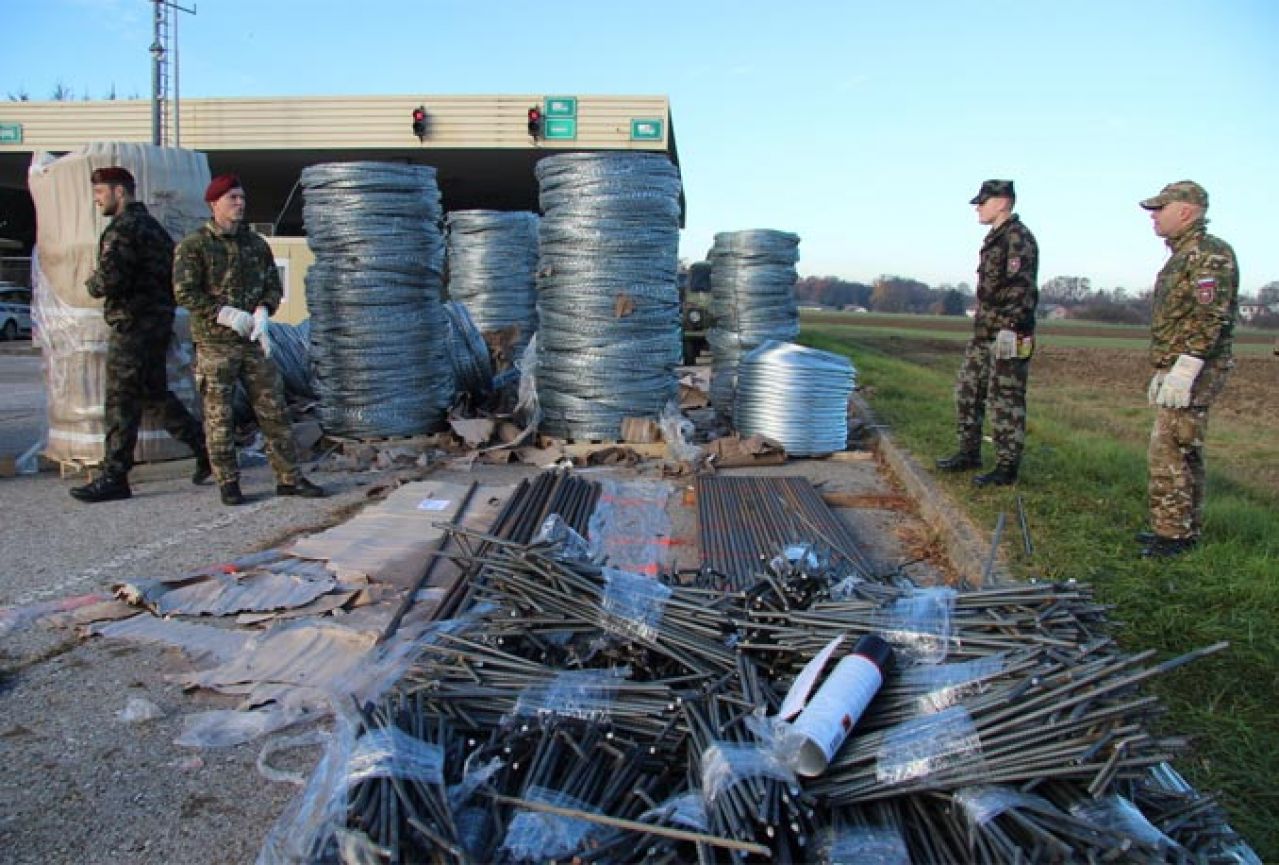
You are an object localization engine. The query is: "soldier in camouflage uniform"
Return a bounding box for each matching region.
[1136,181,1238,558]
[174,174,324,505]
[937,180,1039,487]
[70,166,211,504]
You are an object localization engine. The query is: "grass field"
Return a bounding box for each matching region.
[801,313,1279,860]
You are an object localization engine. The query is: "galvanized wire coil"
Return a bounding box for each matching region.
[533,153,682,440]
[443,300,493,399]
[301,162,453,438]
[445,210,539,365]
[734,340,855,455]
[707,229,801,422]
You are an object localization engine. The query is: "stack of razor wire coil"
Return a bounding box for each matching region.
[534,153,682,440]
[707,230,801,423]
[734,341,856,456]
[445,210,539,367]
[442,300,493,399]
[301,161,453,437]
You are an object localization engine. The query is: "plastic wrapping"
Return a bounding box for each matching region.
[587,479,673,576]
[899,653,1006,713]
[875,705,984,786]
[659,399,700,463]
[1069,795,1180,853]
[345,726,444,787]
[511,669,626,722]
[700,741,795,804]
[499,786,602,862]
[874,586,957,665]
[823,825,911,865]
[953,784,1054,827]
[534,153,682,440]
[734,340,856,456]
[600,566,672,641]
[531,514,593,562]
[639,791,708,832]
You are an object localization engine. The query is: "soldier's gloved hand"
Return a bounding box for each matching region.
[993,329,1018,360]
[1155,354,1204,409]
[1147,372,1165,405]
[251,307,274,358]
[216,306,254,339]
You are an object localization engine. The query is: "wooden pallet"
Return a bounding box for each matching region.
[324,433,444,453]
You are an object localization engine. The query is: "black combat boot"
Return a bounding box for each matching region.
[973,463,1019,487]
[1140,535,1198,559]
[277,476,326,498]
[192,449,213,485]
[936,451,982,471]
[70,473,132,503]
[220,481,245,506]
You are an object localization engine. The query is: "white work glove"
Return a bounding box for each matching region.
[1147,372,1165,405]
[250,306,272,357]
[216,305,254,339]
[1155,354,1204,409]
[993,329,1018,360]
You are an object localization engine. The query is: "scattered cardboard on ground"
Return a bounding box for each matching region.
[701,435,786,468]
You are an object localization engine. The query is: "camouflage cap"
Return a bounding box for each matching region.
[970,179,1015,205]
[1140,180,1208,210]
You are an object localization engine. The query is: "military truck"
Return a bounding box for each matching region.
[679,260,711,365]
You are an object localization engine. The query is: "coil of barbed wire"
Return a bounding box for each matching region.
[445,211,539,366]
[734,340,856,456]
[442,301,493,399]
[301,161,453,438]
[533,153,683,440]
[707,229,801,422]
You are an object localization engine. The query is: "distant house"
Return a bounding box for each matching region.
[1040,304,1071,321]
[841,304,868,313]
[1239,303,1279,321]
[964,306,977,318]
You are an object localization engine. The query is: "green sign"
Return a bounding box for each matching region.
[544,96,577,118]
[630,118,663,141]
[544,118,577,140]
[0,123,22,145]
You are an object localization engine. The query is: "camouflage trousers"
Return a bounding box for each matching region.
[1148,357,1232,540]
[954,338,1030,466]
[103,321,205,478]
[195,340,299,486]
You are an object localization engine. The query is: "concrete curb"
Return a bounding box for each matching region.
[851,391,1010,586]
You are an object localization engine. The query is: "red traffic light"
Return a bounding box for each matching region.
[527,106,542,138]
[412,108,426,122]
[412,105,427,140]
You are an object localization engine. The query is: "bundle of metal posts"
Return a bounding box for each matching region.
[282,469,1252,864]
[696,475,877,588]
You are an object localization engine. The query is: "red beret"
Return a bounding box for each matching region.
[204,174,242,203]
[90,166,135,188]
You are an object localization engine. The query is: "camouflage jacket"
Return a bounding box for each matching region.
[1149,220,1238,369]
[174,220,282,345]
[84,201,176,330]
[974,215,1039,340]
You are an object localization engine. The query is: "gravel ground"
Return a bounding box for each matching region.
[0,353,944,864]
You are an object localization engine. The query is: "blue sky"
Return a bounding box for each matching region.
[5,0,1277,293]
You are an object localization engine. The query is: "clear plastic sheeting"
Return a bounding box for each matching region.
[500,786,603,863]
[823,825,912,865]
[531,514,593,562]
[510,669,627,722]
[1070,794,1182,854]
[638,792,708,832]
[301,162,453,438]
[444,210,539,367]
[533,152,682,440]
[954,784,1055,827]
[586,478,673,577]
[734,340,856,456]
[899,653,1007,713]
[700,741,796,804]
[442,300,493,399]
[873,586,958,665]
[875,705,984,786]
[707,229,801,421]
[345,726,444,787]
[600,566,672,641]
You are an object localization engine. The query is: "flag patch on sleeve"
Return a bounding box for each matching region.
[1195,277,1217,304]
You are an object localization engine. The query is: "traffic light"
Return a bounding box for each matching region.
[527,106,542,138]
[412,106,427,141]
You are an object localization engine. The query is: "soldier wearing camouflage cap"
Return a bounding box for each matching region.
[69,166,212,504]
[174,174,325,505]
[937,179,1039,487]
[1136,180,1238,558]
